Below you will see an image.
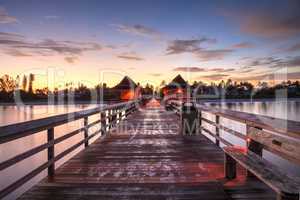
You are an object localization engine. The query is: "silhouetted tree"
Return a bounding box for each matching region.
[160,80,166,86]
[22,75,27,91]
[0,75,16,92]
[28,73,35,93]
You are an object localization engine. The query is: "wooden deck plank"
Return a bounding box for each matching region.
[18,100,275,200]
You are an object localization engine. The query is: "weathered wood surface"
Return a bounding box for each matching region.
[223,146,300,196]
[247,127,300,165]
[0,101,136,144]
[19,100,275,200]
[198,105,300,140]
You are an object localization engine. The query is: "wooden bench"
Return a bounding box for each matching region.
[224,146,300,200]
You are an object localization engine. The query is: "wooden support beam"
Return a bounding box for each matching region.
[101,112,106,135]
[198,110,202,135]
[84,117,89,148]
[225,154,236,179]
[277,192,299,200]
[108,110,112,129]
[246,125,264,178]
[215,115,220,146]
[111,109,117,127]
[47,128,55,177]
[181,103,199,136]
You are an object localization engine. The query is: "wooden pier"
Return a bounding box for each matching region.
[0,99,299,199]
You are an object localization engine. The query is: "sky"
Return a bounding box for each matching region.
[0,0,300,89]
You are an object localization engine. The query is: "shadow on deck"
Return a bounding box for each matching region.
[19,100,275,200]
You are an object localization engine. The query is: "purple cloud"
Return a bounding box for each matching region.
[173,67,206,72]
[0,7,18,24]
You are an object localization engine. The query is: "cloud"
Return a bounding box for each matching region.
[198,74,230,80]
[117,52,144,61]
[4,49,32,57]
[0,7,18,24]
[224,2,300,38]
[232,42,254,49]
[44,15,60,20]
[148,73,162,77]
[166,37,216,55]
[166,37,233,61]
[286,43,300,52]
[172,67,236,73]
[65,56,78,63]
[0,32,24,39]
[0,32,102,57]
[247,57,283,67]
[235,72,300,81]
[242,15,300,38]
[173,67,205,72]
[283,56,300,67]
[246,56,300,68]
[210,68,235,73]
[194,49,233,61]
[239,68,256,73]
[113,24,161,38]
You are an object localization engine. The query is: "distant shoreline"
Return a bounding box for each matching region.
[0,101,118,106]
[1,98,300,106]
[197,98,300,103]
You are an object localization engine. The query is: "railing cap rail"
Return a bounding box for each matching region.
[167,100,300,139]
[0,101,137,144]
[196,104,300,140]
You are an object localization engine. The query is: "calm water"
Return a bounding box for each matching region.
[0,101,300,199]
[204,100,300,122]
[0,104,98,126]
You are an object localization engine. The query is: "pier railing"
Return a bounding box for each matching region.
[0,100,139,198]
[167,100,300,165]
[168,100,300,199]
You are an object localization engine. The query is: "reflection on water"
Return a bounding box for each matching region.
[205,100,300,122]
[0,104,97,126]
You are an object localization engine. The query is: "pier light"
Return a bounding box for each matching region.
[176,88,183,94]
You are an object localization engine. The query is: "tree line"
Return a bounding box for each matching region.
[1,74,300,103]
[0,74,155,103]
[190,79,300,99]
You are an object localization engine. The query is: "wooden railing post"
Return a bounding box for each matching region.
[125,107,129,117]
[225,154,236,179]
[125,105,132,117]
[215,115,220,146]
[131,102,136,113]
[47,127,55,177]
[107,110,111,129]
[181,102,199,136]
[198,109,202,135]
[277,193,299,200]
[116,109,120,124]
[111,109,116,128]
[84,117,89,148]
[246,125,263,177]
[247,125,263,156]
[101,112,106,135]
[111,109,114,128]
